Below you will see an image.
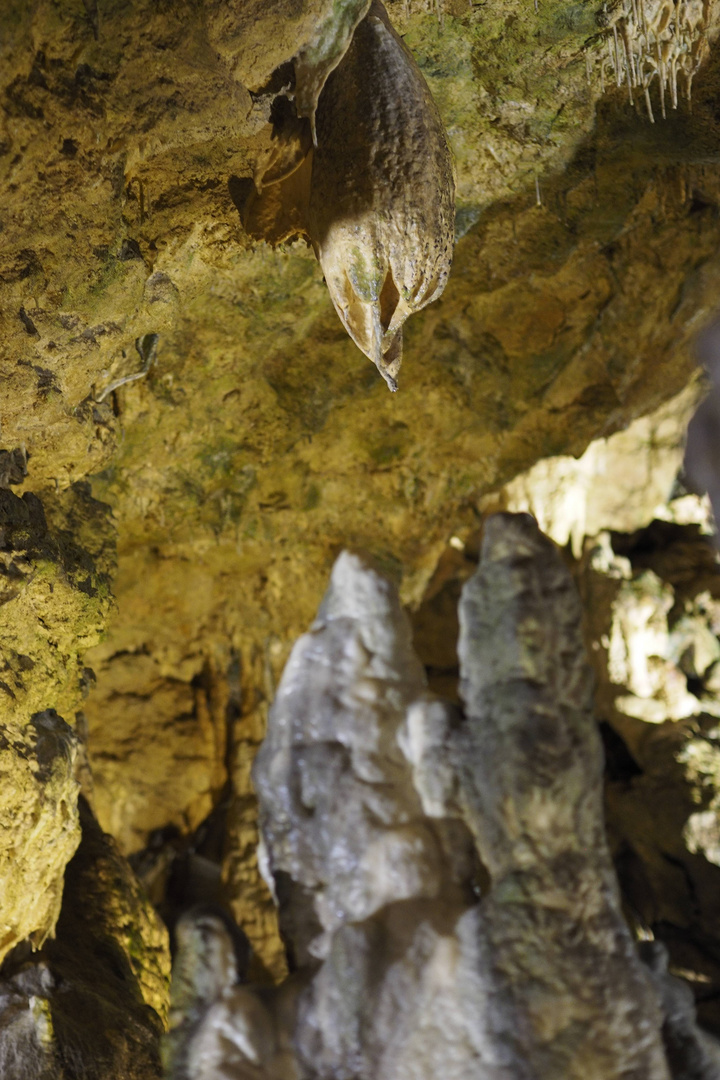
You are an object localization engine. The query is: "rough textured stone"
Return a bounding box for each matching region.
[0,711,79,969]
[0,0,702,921]
[456,514,669,1078]
[44,798,170,1077]
[0,483,113,726]
[0,963,56,1080]
[575,520,720,1034]
[87,651,228,856]
[222,650,288,984]
[0,482,113,965]
[685,317,720,541]
[640,941,720,1080]
[228,528,671,1078]
[253,551,471,974]
[481,379,708,555]
[406,415,720,1044]
[0,798,170,1080]
[307,0,455,390]
[206,0,369,102]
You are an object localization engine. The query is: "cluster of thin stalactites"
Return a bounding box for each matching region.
[589,0,710,121]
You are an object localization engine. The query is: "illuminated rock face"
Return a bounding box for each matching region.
[164,520,720,1079]
[573,519,720,1038]
[0,483,113,967]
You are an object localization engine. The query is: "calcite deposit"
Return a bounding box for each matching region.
[165,520,720,1079]
[308,0,455,390]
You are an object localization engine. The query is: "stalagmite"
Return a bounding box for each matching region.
[455,513,671,1078]
[166,517,720,1078]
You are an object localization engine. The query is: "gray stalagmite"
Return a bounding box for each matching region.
[456,513,671,1079]
[170,517,715,1078]
[253,550,480,1078]
[163,906,298,1080]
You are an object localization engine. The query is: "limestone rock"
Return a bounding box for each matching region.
[164,905,299,1080]
[0,798,170,1080]
[222,651,288,984]
[0,484,113,726]
[0,711,80,969]
[685,318,720,543]
[0,483,113,965]
[253,551,472,972]
[0,963,56,1080]
[640,941,720,1080]
[4,0,719,907]
[246,525,672,1078]
[251,551,481,1078]
[43,798,170,1078]
[308,0,455,390]
[205,0,369,108]
[86,652,228,856]
[575,521,720,1032]
[481,379,709,556]
[56,797,171,1026]
[457,514,669,1078]
[7,0,720,1072]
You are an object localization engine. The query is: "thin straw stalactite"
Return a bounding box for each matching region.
[590,0,710,122]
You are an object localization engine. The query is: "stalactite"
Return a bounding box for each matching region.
[592,0,711,119]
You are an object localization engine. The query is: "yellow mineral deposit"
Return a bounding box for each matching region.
[307,0,455,391]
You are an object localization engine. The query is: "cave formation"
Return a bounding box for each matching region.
[4,0,720,1077]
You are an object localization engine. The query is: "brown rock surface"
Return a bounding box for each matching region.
[80,52,720,907]
[0,798,170,1079]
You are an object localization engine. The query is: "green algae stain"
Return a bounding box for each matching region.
[398,0,604,212]
[303,483,321,511]
[348,246,385,302]
[367,422,411,467]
